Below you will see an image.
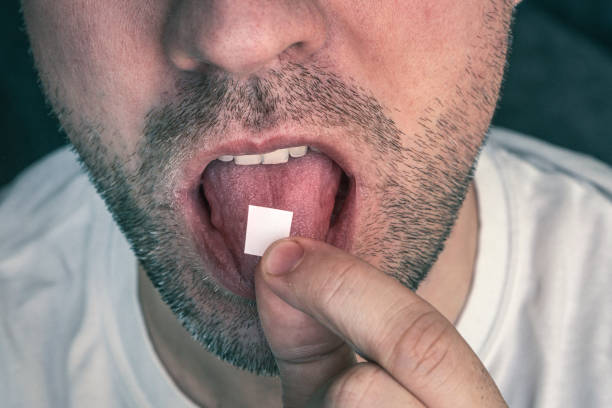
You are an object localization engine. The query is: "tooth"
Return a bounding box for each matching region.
[288,146,308,158]
[309,146,320,153]
[234,154,262,165]
[262,148,289,164]
[218,155,234,162]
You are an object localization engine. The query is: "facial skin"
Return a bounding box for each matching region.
[21,0,516,404]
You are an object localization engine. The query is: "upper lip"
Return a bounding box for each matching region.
[179,132,356,194]
[207,136,331,163]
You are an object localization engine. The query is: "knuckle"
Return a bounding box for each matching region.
[387,310,455,382]
[323,364,385,408]
[318,259,361,311]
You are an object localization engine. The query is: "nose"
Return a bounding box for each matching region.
[164,0,327,76]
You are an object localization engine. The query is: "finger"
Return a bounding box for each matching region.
[308,363,425,408]
[254,243,356,408]
[259,237,507,408]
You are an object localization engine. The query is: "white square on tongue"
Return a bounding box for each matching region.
[244,205,293,256]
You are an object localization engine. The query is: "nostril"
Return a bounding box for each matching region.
[278,41,315,66]
[168,49,200,72]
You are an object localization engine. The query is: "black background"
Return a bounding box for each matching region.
[1,0,611,187]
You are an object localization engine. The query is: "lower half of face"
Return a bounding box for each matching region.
[21,0,515,375]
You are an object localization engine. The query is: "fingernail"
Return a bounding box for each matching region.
[265,239,304,276]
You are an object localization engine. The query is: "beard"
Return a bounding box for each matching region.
[53,2,513,372]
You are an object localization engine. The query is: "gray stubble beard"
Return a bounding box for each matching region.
[50,2,514,376]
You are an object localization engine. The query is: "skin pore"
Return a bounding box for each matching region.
[21,0,515,406]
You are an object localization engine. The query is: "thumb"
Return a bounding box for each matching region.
[255,239,355,408]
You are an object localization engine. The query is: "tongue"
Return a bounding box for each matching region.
[201,153,341,282]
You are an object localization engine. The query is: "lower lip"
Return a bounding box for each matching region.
[183,165,357,300]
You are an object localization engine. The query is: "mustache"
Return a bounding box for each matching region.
[140,62,403,167]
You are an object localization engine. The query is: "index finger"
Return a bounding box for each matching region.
[259,237,507,407]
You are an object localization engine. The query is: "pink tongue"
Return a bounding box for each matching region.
[202,153,341,281]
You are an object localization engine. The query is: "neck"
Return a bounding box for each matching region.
[137,182,479,406]
[416,183,479,323]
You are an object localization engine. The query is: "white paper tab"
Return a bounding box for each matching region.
[244,205,293,256]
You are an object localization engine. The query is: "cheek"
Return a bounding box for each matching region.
[332,0,490,121]
[22,0,173,153]
[338,0,483,96]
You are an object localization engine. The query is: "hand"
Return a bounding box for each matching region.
[255,237,507,407]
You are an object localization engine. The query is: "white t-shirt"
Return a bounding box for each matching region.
[1,127,611,407]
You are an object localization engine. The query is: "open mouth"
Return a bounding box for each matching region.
[187,143,356,300]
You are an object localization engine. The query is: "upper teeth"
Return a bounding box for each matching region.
[217,145,313,165]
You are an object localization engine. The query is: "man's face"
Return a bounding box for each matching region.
[21,0,515,374]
